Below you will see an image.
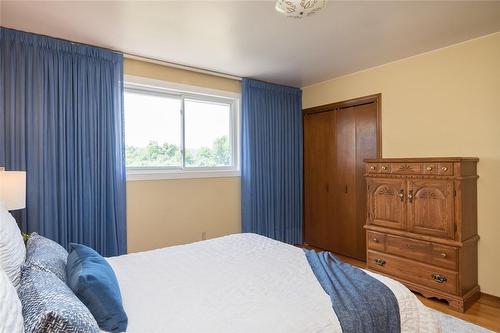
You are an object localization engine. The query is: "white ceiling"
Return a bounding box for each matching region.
[2,1,500,87]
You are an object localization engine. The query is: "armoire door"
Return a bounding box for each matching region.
[366,178,407,230]
[407,180,455,239]
[303,110,336,250]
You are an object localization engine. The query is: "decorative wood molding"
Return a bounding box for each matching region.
[365,174,478,181]
[365,157,479,163]
[376,186,395,196]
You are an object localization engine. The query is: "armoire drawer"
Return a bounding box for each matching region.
[385,235,458,270]
[423,163,438,175]
[366,163,379,173]
[367,231,386,252]
[390,163,422,174]
[365,162,455,176]
[431,244,458,270]
[367,250,458,295]
[386,235,431,263]
[438,163,454,176]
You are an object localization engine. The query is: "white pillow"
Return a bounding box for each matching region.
[0,266,24,333]
[0,203,26,288]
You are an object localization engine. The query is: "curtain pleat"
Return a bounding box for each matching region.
[241,78,303,244]
[0,28,127,256]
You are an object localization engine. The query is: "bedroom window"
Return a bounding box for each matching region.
[124,78,240,180]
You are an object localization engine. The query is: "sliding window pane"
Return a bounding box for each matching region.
[184,99,231,167]
[124,91,181,167]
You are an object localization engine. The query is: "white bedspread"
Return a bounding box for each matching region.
[106,233,439,333]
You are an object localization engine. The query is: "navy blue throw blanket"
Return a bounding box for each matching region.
[304,250,400,333]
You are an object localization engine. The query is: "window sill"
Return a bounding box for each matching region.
[126,169,240,181]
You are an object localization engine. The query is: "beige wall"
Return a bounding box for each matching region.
[124,58,241,93]
[124,58,242,253]
[303,32,500,296]
[127,177,241,252]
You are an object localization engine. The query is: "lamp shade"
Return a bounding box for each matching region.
[0,170,26,210]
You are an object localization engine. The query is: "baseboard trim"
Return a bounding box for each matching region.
[480,292,500,307]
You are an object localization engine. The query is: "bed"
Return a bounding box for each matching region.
[106,233,439,333]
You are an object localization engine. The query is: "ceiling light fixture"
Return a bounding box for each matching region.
[275,0,327,18]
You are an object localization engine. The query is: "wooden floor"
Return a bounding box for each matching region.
[333,253,500,332]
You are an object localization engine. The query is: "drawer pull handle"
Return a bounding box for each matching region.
[374,258,386,266]
[441,166,448,172]
[373,238,379,243]
[370,166,376,170]
[440,253,447,258]
[381,165,388,171]
[426,166,433,171]
[398,189,404,202]
[431,273,447,283]
[408,190,414,203]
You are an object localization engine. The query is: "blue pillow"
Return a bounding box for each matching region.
[25,232,69,283]
[66,243,128,333]
[18,264,100,333]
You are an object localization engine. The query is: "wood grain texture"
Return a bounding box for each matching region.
[354,104,378,259]
[303,111,336,251]
[334,106,357,257]
[368,250,459,295]
[367,178,407,230]
[407,179,455,239]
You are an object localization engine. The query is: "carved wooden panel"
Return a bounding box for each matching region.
[391,163,422,174]
[407,180,455,239]
[367,178,406,230]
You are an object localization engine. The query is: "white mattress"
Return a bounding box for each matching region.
[106,233,439,333]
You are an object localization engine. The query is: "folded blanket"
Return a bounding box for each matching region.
[304,250,401,333]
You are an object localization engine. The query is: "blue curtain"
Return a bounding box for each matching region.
[0,28,127,256]
[241,78,303,244]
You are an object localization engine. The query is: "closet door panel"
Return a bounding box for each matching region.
[334,107,357,257]
[303,111,336,250]
[354,103,378,260]
[333,103,378,260]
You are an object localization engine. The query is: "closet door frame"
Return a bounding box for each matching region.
[302,94,382,157]
[302,94,382,248]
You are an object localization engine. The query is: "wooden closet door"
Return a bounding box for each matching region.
[334,103,378,260]
[333,107,356,256]
[303,111,336,250]
[353,103,378,259]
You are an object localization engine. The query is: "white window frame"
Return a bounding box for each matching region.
[124,75,240,181]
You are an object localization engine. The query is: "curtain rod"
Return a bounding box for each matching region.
[1,27,242,81]
[124,53,243,81]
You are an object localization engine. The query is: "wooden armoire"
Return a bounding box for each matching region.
[364,158,479,312]
[303,95,381,260]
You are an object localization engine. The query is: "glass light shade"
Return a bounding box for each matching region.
[275,0,327,18]
[0,170,26,210]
